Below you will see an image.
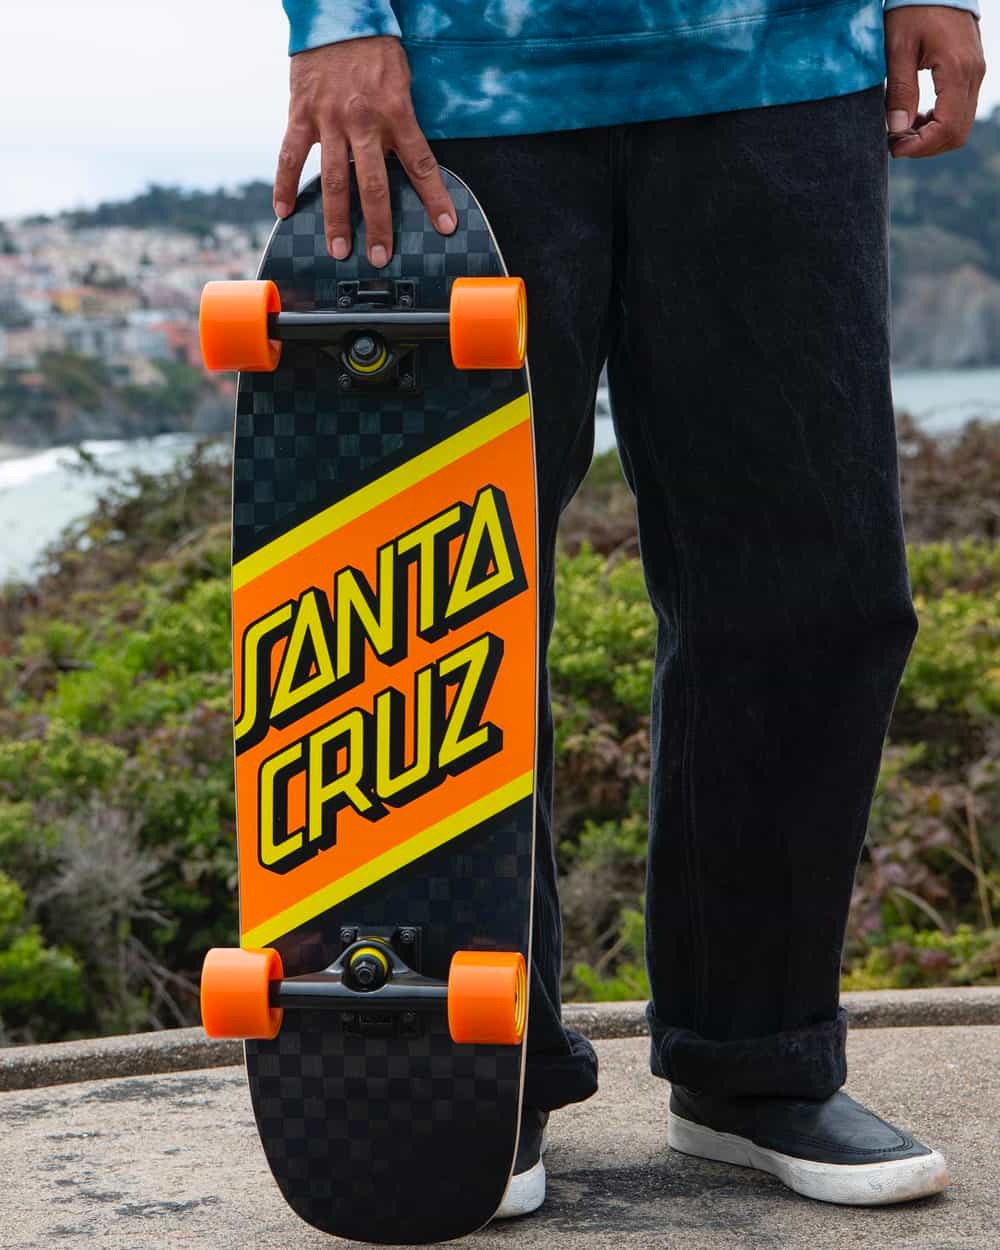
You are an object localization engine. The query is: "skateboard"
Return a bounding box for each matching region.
[197,163,537,1244]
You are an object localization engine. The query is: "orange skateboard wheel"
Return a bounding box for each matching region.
[447,950,527,1045]
[200,946,284,1040]
[449,277,526,370]
[200,279,282,373]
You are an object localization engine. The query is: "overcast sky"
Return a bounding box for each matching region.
[2,1,998,218]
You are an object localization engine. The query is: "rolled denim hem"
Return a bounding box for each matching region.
[648,1004,849,1100]
[524,1026,600,1111]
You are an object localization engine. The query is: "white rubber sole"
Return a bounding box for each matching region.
[493,1130,548,1220]
[668,1112,950,1206]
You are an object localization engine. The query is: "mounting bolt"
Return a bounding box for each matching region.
[399,373,414,390]
[338,373,352,390]
[350,334,379,364]
[398,293,413,309]
[339,926,358,946]
[399,928,416,945]
[337,295,352,308]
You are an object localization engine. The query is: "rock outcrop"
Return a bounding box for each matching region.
[892,264,1000,369]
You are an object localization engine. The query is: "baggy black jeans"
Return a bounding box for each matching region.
[432,84,917,1111]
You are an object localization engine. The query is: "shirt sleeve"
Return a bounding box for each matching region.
[282,1,402,55]
[883,0,980,17]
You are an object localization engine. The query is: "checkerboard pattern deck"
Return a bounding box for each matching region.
[237,164,534,1242]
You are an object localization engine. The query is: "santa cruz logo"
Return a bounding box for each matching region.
[234,485,528,874]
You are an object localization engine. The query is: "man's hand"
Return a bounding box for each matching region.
[885,6,986,158]
[273,37,456,266]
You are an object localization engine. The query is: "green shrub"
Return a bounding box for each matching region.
[842,924,1000,990]
[0,719,126,803]
[908,538,1000,596]
[551,546,655,715]
[900,587,1000,720]
[0,870,83,1039]
[570,905,649,1002]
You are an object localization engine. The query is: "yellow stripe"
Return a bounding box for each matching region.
[241,770,533,949]
[233,393,530,591]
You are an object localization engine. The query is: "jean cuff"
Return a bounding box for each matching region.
[647,1004,848,1099]
[524,1026,600,1111]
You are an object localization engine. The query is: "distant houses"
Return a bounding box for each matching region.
[0,216,265,384]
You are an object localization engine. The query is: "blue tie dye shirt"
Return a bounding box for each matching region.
[282,1,981,139]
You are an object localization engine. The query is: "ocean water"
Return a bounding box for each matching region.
[891,368,1000,433]
[0,434,211,584]
[1,368,999,585]
[592,367,1000,453]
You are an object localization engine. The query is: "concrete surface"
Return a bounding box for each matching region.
[3,986,999,1093]
[3,1026,998,1250]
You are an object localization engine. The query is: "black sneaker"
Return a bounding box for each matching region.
[669,1086,949,1205]
[494,1107,549,1218]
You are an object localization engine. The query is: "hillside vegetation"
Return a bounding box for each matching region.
[42,183,275,235]
[890,107,1000,283]
[0,416,998,1043]
[888,108,1000,365]
[0,354,228,448]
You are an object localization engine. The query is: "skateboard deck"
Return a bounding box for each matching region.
[199,165,537,1244]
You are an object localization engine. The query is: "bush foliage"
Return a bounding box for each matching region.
[1,418,999,1041]
[0,353,228,448]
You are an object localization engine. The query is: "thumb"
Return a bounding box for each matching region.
[885,38,920,135]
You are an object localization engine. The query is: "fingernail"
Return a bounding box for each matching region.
[437,212,456,234]
[274,201,291,219]
[331,236,349,260]
[370,244,388,268]
[887,110,910,134]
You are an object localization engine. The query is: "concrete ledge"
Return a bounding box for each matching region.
[0,1026,240,1093]
[561,986,1000,1041]
[841,985,1000,1029]
[1,985,997,1093]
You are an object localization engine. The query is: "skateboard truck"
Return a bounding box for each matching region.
[199,275,527,383]
[274,936,446,1013]
[278,302,450,393]
[201,940,526,1048]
